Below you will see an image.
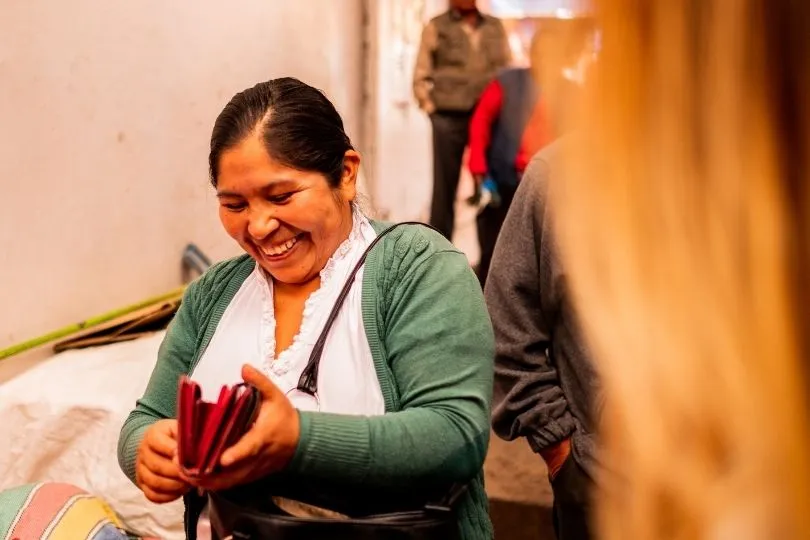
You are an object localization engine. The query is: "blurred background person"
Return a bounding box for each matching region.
[413,0,511,241]
[484,19,597,540]
[468,24,588,286]
[487,140,598,540]
[551,1,810,539]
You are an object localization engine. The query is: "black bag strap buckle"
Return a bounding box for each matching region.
[296,221,440,396]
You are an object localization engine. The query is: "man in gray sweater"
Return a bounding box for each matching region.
[485,140,598,540]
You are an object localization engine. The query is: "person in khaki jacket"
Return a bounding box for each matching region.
[413,0,510,241]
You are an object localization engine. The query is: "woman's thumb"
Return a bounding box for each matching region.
[241,364,280,399]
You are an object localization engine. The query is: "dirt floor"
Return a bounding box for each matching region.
[484,434,556,539]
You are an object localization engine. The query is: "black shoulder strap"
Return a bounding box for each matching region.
[295,221,438,395]
[183,488,207,540]
[293,220,467,514]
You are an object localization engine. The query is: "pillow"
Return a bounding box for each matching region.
[0,482,159,539]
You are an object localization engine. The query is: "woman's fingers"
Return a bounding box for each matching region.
[142,449,185,480]
[193,461,255,492]
[220,365,281,467]
[137,422,189,501]
[141,483,184,504]
[146,421,179,458]
[137,461,188,494]
[220,426,263,468]
[167,368,299,490]
[241,364,283,400]
[165,419,178,440]
[136,454,189,506]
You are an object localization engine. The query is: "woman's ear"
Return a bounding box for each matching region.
[340,150,361,202]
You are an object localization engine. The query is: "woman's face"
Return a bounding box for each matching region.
[216,135,358,285]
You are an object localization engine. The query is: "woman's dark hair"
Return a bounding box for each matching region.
[208,77,354,187]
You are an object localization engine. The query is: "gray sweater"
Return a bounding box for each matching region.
[485,141,599,476]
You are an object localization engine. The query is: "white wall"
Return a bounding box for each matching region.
[366,0,479,261]
[366,0,440,223]
[0,0,363,350]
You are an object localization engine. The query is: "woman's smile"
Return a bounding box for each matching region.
[253,233,304,263]
[215,132,358,285]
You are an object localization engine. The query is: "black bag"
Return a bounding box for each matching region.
[206,483,467,540]
[184,222,467,540]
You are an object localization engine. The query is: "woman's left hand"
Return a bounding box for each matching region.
[181,364,300,491]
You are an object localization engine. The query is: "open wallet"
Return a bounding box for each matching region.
[176,375,261,477]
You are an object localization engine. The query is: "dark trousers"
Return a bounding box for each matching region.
[550,455,595,540]
[429,111,471,240]
[475,182,517,288]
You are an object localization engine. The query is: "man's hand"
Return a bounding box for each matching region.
[540,438,572,480]
[136,419,191,503]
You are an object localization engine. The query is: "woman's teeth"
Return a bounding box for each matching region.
[261,236,298,257]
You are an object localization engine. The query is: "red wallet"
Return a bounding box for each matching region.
[177,375,261,477]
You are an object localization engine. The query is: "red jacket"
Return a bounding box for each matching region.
[468,76,554,178]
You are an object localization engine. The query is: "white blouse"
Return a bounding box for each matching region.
[191,211,385,416]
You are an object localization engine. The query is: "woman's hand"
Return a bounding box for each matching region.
[182,364,301,492]
[136,419,191,503]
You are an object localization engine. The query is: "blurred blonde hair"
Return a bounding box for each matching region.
[548,2,810,539]
[528,19,593,113]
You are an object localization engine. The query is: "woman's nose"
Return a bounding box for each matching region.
[247,210,279,241]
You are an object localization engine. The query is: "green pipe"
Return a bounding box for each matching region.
[0,286,186,361]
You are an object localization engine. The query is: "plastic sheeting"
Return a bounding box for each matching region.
[0,331,184,540]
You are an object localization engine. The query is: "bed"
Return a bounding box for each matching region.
[0,331,186,539]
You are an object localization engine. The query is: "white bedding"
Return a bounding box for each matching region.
[0,330,184,539]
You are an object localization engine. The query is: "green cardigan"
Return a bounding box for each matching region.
[117,221,495,539]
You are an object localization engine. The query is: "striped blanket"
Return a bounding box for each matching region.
[0,483,157,540]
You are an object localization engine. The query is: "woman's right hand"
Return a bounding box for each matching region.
[136,419,191,503]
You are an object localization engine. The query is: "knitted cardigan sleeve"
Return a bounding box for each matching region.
[117,232,494,493]
[116,256,252,484]
[117,282,199,483]
[288,226,495,489]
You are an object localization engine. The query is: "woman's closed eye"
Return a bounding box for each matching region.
[266,192,294,205]
[221,201,247,212]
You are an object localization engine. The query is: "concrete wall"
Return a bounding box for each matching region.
[364,0,443,223]
[365,0,481,257]
[0,0,363,350]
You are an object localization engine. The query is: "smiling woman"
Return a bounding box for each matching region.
[215,134,356,286]
[117,78,495,540]
[210,78,358,289]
